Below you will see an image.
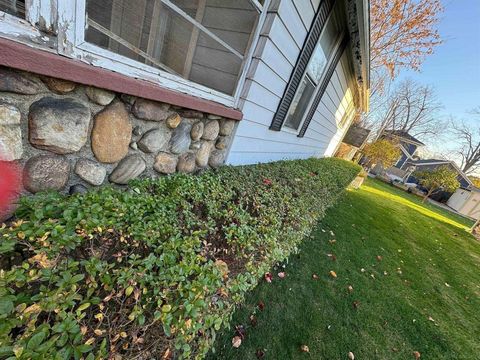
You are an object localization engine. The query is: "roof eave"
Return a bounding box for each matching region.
[345,0,370,113]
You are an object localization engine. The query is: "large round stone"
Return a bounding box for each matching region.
[154,152,178,174]
[109,154,146,185]
[29,97,91,154]
[209,150,225,168]
[91,102,132,163]
[196,142,212,168]
[166,113,182,129]
[137,127,171,153]
[170,122,192,154]
[190,122,204,141]
[74,158,106,186]
[0,68,42,94]
[219,119,235,136]
[132,99,170,121]
[86,87,115,105]
[202,120,219,141]
[177,153,196,173]
[23,155,70,193]
[0,104,22,161]
[215,137,228,150]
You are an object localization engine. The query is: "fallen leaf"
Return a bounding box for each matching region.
[300,345,310,353]
[262,178,272,185]
[256,349,265,358]
[347,285,354,292]
[413,351,421,359]
[312,274,319,279]
[352,301,360,309]
[361,268,366,272]
[329,230,335,236]
[444,282,450,287]
[250,314,257,327]
[428,316,435,322]
[376,255,383,261]
[232,336,242,348]
[264,272,273,283]
[348,352,355,360]
[94,329,103,336]
[277,272,285,278]
[392,347,399,352]
[162,348,172,360]
[329,239,336,244]
[257,301,265,311]
[329,270,337,278]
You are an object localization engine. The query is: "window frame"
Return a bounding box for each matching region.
[0,0,269,108]
[281,26,344,135]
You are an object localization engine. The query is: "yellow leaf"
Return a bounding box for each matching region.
[120,332,127,338]
[94,313,104,321]
[17,232,25,240]
[94,329,103,336]
[125,286,134,297]
[85,337,95,345]
[329,270,337,278]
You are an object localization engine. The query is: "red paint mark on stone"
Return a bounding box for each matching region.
[0,157,22,221]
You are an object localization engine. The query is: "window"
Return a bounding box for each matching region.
[0,0,268,106]
[283,15,338,131]
[84,0,260,96]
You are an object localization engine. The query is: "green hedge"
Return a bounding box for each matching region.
[0,158,359,359]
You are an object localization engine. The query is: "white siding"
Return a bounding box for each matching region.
[226,0,356,165]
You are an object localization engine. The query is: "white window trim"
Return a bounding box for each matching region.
[0,0,270,108]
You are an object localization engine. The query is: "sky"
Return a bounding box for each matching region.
[395,0,480,167]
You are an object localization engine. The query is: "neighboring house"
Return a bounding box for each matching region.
[0,0,369,194]
[335,123,371,161]
[447,187,480,220]
[381,130,425,169]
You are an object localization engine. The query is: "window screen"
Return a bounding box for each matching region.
[0,0,25,18]
[85,0,259,95]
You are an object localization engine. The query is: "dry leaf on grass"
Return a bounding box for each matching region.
[278,272,285,278]
[232,336,242,348]
[413,351,421,359]
[347,285,354,292]
[312,274,319,279]
[329,270,337,278]
[348,352,355,359]
[264,272,273,283]
[300,345,310,353]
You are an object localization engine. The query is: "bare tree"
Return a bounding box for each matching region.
[452,112,480,174]
[365,79,444,140]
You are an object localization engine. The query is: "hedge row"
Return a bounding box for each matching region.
[0,158,360,359]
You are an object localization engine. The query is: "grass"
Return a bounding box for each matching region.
[209,178,480,360]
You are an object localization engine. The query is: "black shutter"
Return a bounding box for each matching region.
[269,0,336,131]
[297,33,349,137]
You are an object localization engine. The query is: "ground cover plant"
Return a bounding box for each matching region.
[0,158,359,359]
[210,178,480,359]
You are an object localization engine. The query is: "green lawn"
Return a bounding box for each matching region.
[209,179,480,360]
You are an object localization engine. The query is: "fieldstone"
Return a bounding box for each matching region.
[0,200,18,223]
[28,97,91,154]
[170,122,192,154]
[215,137,228,150]
[69,184,88,195]
[178,109,203,118]
[177,153,196,173]
[219,120,235,136]
[23,155,70,193]
[109,154,146,185]
[137,127,171,153]
[132,99,170,121]
[0,104,22,161]
[0,68,42,94]
[0,127,23,161]
[86,86,115,106]
[202,120,219,141]
[209,150,225,168]
[190,142,201,150]
[91,102,132,163]
[42,77,76,94]
[207,114,222,120]
[132,126,142,136]
[154,152,178,174]
[74,158,106,186]
[196,142,212,167]
[130,142,138,150]
[166,113,182,129]
[190,122,204,141]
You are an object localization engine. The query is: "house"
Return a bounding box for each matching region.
[447,187,480,220]
[381,130,425,169]
[0,0,370,195]
[335,123,371,161]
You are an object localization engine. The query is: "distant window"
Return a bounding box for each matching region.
[85,0,260,95]
[0,0,25,18]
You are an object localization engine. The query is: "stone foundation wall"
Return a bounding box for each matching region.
[0,66,236,197]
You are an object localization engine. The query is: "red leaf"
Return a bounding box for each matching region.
[277,272,285,278]
[264,272,273,283]
[262,178,272,185]
[257,301,265,311]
